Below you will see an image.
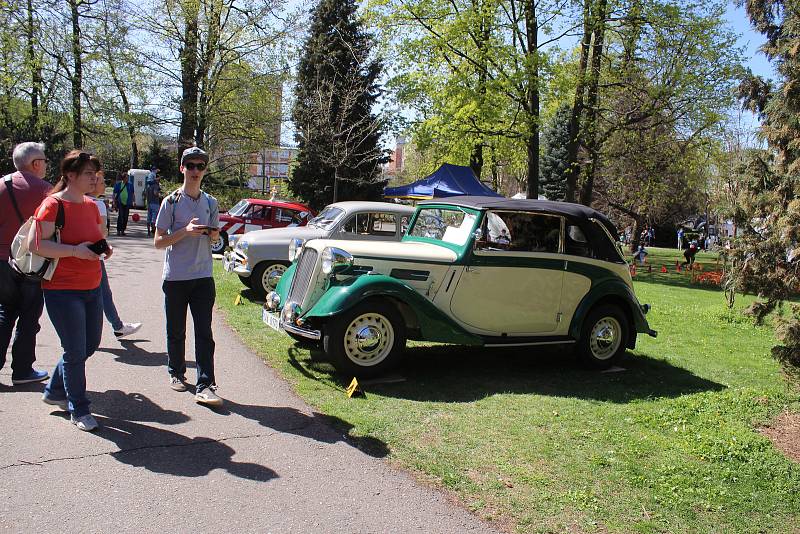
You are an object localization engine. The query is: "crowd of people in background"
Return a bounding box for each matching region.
[0,142,224,432]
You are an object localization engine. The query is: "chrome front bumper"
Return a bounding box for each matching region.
[262,305,321,341]
[223,250,252,276]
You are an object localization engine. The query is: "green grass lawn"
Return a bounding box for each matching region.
[213,251,799,534]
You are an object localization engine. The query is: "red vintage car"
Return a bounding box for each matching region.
[213,198,314,253]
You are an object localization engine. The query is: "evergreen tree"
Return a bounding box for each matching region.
[141,138,179,182]
[731,0,800,385]
[538,103,571,201]
[290,0,387,210]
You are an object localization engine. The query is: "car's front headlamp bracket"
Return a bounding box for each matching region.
[321,247,354,275]
[288,238,305,262]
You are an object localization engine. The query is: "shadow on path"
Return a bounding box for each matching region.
[49,389,278,481]
[99,339,178,368]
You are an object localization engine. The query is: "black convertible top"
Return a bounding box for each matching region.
[419,196,617,233]
[418,195,623,263]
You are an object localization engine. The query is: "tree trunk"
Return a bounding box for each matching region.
[333,167,339,203]
[178,4,200,158]
[69,0,83,148]
[26,0,41,129]
[195,0,220,149]
[564,0,592,202]
[579,0,607,206]
[469,142,483,180]
[524,0,539,199]
[103,32,139,167]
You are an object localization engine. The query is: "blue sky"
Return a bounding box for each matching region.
[725,1,773,80]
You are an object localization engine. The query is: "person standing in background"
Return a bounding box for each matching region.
[0,142,52,385]
[89,174,142,338]
[113,172,134,236]
[145,171,162,237]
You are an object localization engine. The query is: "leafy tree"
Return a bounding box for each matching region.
[728,0,800,385]
[290,0,387,209]
[539,102,571,201]
[141,138,179,181]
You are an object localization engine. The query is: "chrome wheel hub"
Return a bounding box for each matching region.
[262,264,287,291]
[589,317,622,360]
[343,313,394,366]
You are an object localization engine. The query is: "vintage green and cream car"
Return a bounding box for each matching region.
[263,196,656,377]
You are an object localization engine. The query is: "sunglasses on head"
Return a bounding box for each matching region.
[69,152,94,171]
[184,162,206,171]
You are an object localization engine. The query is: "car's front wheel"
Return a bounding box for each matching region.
[324,300,406,378]
[238,275,253,289]
[578,304,629,369]
[251,261,289,299]
[211,231,228,254]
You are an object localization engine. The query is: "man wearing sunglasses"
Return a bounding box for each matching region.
[0,142,52,385]
[153,146,223,407]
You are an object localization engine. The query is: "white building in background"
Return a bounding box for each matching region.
[248,147,298,195]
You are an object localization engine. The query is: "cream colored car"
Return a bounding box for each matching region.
[263,197,656,377]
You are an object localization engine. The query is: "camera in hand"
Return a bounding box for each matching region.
[88,239,110,255]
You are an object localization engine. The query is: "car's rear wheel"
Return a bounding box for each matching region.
[578,304,629,369]
[324,300,406,378]
[251,261,289,299]
[211,231,228,254]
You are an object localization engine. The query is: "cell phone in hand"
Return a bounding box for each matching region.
[195,225,219,234]
[88,239,110,255]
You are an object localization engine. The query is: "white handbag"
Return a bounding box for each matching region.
[9,199,64,282]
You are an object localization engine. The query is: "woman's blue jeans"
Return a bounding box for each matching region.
[43,287,102,417]
[100,262,123,331]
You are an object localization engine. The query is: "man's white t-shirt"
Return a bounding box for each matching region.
[91,196,108,217]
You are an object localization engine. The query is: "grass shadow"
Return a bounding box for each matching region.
[287,343,725,404]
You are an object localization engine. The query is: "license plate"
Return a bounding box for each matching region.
[262,308,282,332]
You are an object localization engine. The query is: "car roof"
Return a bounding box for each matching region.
[419,195,615,230]
[327,201,415,214]
[246,198,312,211]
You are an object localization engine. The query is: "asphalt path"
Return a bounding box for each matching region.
[0,213,498,534]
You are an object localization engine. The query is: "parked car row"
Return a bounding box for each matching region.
[223,196,656,377]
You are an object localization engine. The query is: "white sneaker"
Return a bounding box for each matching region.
[114,322,142,338]
[195,386,223,407]
[71,414,99,432]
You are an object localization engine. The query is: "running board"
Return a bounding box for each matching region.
[482,335,576,348]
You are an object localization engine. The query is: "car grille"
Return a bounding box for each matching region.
[288,248,318,307]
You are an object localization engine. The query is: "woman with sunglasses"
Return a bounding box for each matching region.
[30,150,113,431]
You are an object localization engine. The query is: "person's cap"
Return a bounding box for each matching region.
[181,146,209,165]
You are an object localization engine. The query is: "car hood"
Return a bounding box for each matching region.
[306,239,458,263]
[240,225,328,245]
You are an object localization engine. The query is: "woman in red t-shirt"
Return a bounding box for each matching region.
[30,150,113,432]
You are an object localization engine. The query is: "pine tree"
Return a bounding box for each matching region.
[289,0,387,210]
[731,0,800,385]
[539,103,572,201]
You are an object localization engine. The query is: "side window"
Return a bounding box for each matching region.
[400,216,410,234]
[276,208,299,224]
[565,224,593,258]
[478,211,561,253]
[343,213,396,236]
[246,205,266,219]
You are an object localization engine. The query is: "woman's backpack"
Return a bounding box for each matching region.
[7,188,64,282]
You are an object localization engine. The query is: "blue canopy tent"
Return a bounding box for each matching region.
[383,163,502,200]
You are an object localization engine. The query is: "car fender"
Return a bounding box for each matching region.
[304,274,482,346]
[274,262,296,303]
[568,279,655,346]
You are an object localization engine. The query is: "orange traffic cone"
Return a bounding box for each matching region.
[676,263,681,273]
[631,264,637,276]
[661,265,667,273]
[648,264,652,273]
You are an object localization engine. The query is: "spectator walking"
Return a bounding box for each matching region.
[677,227,684,250]
[633,243,648,266]
[145,171,162,236]
[32,150,111,432]
[0,142,52,385]
[113,172,134,236]
[154,147,223,407]
[89,175,142,338]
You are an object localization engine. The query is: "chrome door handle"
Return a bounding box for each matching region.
[465,266,479,273]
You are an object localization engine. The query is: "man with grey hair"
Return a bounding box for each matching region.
[0,142,52,385]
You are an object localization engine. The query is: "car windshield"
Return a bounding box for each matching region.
[409,207,476,246]
[308,206,344,229]
[228,199,249,216]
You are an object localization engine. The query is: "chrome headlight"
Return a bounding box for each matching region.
[266,291,281,310]
[236,240,249,253]
[288,238,305,261]
[281,301,301,324]
[321,247,354,275]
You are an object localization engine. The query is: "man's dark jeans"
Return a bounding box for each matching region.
[117,205,130,234]
[163,277,216,392]
[0,278,44,379]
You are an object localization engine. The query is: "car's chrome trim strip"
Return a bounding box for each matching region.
[484,340,576,347]
[281,322,321,340]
